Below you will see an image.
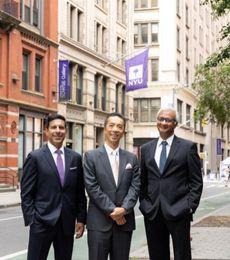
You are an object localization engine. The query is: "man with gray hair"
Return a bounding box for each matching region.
[139,107,203,260]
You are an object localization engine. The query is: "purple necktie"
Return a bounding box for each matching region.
[56,150,65,186]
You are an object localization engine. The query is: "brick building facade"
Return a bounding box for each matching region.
[0,0,58,185]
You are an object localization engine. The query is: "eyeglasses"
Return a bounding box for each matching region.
[157,117,176,123]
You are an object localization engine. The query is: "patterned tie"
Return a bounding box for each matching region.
[56,150,65,186]
[112,151,119,185]
[159,141,167,174]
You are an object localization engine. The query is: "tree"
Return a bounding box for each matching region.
[193,0,230,124]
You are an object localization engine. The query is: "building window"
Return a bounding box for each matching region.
[176,0,180,16]
[95,22,107,54]
[186,68,189,86]
[140,23,148,44]
[177,61,180,82]
[194,19,197,38]
[22,52,30,90]
[101,77,107,111]
[35,56,42,92]
[134,0,157,8]
[186,104,191,127]
[151,0,158,7]
[19,114,43,168]
[141,0,148,8]
[133,98,161,122]
[151,23,158,43]
[199,26,203,46]
[77,10,83,42]
[115,84,119,112]
[76,66,83,105]
[121,85,125,115]
[20,0,41,28]
[117,0,126,25]
[151,58,159,81]
[177,26,180,50]
[134,24,138,44]
[94,74,99,109]
[185,4,189,27]
[177,99,183,123]
[134,23,158,45]
[221,124,224,139]
[67,3,84,42]
[186,36,189,59]
[95,0,107,10]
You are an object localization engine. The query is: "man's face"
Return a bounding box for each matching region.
[104,116,125,148]
[157,110,177,140]
[45,119,66,149]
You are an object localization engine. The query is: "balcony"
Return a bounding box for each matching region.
[0,0,20,32]
[0,0,19,18]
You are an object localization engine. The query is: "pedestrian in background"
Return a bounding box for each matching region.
[21,114,87,260]
[139,107,203,260]
[84,112,140,260]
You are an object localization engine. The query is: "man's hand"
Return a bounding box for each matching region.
[75,222,85,239]
[110,207,126,221]
[115,216,126,225]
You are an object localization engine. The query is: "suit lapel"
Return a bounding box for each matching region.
[151,139,161,176]
[99,146,117,188]
[163,136,180,173]
[117,148,126,188]
[42,145,61,185]
[63,148,73,186]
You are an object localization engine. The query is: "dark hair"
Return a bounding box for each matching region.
[104,112,126,128]
[45,114,66,129]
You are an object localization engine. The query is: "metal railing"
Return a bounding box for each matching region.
[0,167,18,189]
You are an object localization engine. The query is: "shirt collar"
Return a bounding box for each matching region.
[104,142,119,156]
[47,141,65,155]
[158,135,174,147]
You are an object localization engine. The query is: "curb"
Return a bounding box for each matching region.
[0,202,21,209]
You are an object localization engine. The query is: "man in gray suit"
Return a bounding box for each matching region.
[84,112,140,260]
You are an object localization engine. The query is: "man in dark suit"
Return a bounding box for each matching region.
[139,108,203,260]
[21,114,87,260]
[84,112,140,260]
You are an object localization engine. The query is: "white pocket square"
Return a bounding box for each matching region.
[70,166,77,170]
[125,163,133,170]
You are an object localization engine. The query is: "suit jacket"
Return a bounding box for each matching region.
[139,136,203,221]
[84,145,140,232]
[21,145,87,235]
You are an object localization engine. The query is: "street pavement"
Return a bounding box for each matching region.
[0,181,230,260]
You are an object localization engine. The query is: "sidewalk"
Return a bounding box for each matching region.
[0,189,21,208]
[130,203,230,260]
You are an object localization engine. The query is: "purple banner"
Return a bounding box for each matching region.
[125,49,149,91]
[216,138,222,155]
[59,60,70,101]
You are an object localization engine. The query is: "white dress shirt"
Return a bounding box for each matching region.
[47,141,65,171]
[154,135,174,168]
[104,142,119,185]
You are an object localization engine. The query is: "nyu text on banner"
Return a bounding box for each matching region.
[125,49,149,91]
[59,60,70,101]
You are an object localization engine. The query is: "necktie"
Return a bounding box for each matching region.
[159,141,167,174]
[56,150,65,186]
[112,151,119,185]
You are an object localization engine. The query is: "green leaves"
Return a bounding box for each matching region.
[193,61,230,125]
[194,0,230,125]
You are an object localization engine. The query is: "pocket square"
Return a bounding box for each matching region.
[125,163,132,170]
[70,166,77,170]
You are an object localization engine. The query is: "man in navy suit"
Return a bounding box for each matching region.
[139,108,203,260]
[21,114,87,260]
[84,112,140,260]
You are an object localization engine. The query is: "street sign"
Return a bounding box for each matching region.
[216,138,222,155]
